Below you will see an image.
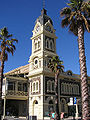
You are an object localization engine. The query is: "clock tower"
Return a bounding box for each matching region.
[28,9,58,119]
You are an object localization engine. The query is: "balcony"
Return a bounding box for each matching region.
[6,90,28,96]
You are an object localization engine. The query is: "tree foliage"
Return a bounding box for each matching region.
[60,0,90,36]
[0,27,18,61]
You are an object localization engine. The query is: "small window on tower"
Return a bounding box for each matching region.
[47,41,49,48]
[35,43,37,50]
[38,41,40,48]
[35,60,38,64]
[50,41,53,50]
[34,58,38,69]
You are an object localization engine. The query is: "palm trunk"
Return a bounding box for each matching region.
[0,49,5,120]
[55,72,60,120]
[78,22,90,120]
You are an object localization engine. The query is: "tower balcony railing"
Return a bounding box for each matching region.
[6,90,28,97]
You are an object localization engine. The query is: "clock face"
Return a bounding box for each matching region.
[36,25,40,32]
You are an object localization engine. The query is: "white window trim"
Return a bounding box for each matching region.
[32,82,35,92]
[34,58,38,68]
[36,81,39,92]
[32,81,39,93]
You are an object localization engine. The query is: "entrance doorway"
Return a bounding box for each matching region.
[33,100,38,118]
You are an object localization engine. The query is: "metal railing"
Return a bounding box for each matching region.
[6,90,28,96]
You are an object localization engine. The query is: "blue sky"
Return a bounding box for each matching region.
[0,0,90,76]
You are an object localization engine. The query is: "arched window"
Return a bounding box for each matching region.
[61,99,66,112]
[45,59,47,67]
[76,85,79,94]
[67,84,69,93]
[47,81,51,92]
[69,84,72,94]
[36,82,39,91]
[33,83,35,91]
[48,81,51,91]
[35,43,37,50]
[50,41,53,50]
[61,83,64,93]
[77,85,79,95]
[34,100,38,104]
[74,85,77,94]
[48,100,54,113]
[38,41,40,48]
[52,82,54,91]
[39,60,41,68]
[64,83,67,93]
[47,41,49,48]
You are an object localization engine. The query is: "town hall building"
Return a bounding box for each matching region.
[2,8,90,120]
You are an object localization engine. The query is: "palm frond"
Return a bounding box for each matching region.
[12,44,16,50]
[81,14,90,32]
[60,7,71,17]
[5,47,11,53]
[69,11,76,22]
[6,40,12,46]
[48,55,64,74]
[11,39,18,43]
[7,34,13,38]
[81,1,90,17]
[69,19,78,36]
[1,42,5,49]
[4,53,8,61]
[0,27,8,37]
[68,0,83,10]
[60,0,89,35]
[10,47,14,55]
[61,17,70,27]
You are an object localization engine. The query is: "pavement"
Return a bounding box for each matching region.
[64,116,81,120]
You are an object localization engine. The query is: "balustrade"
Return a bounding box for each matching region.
[6,90,28,96]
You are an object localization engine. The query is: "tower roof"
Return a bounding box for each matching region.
[36,8,53,25]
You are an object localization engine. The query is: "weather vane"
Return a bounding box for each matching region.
[43,0,45,9]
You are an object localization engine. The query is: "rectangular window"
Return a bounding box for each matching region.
[8,82,15,90]
[23,83,27,92]
[18,82,22,91]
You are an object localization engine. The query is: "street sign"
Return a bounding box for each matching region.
[74,97,77,104]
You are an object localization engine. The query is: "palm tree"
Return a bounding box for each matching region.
[48,56,64,120]
[0,27,18,119]
[60,0,90,119]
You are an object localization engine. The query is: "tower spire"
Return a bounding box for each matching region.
[43,0,45,9]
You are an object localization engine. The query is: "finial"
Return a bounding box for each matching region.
[43,0,45,9]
